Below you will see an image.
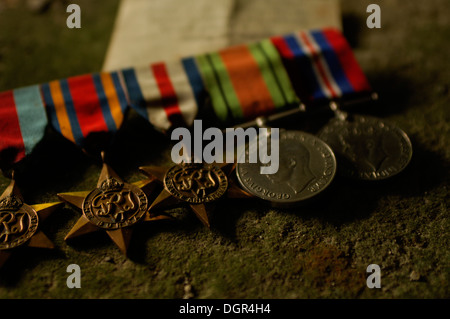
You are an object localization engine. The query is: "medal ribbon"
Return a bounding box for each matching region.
[0,85,47,167]
[0,27,371,167]
[193,39,300,124]
[120,38,300,128]
[271,28,372,103]
[41,71,128,150]
[121,60,199,132]
[120,27,371,127]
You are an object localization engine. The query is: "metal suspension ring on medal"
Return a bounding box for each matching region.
[82,177,148,229]
[236,130,337,207]
[0,196,39,250]
[318,114,412,181]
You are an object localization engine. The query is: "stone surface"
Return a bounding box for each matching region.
[0,0,448,299]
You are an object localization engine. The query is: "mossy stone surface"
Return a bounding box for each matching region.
[0,0,448,298]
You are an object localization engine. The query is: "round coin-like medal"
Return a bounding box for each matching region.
[82,177,148,229]
[318,115,413,181]
[236,130,337,207]
[164,163,228,204]
[0,196,39,250]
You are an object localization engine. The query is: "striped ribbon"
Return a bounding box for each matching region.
[121,38,300,128]
[0,85,47,167]
[121,60,199,132]
[121,27,371,128]
[0,27,371,167]
[271,28,372,103]
[41,72,128,148]
[194,39,300,124]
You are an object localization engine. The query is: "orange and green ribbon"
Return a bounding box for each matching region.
[0,27,372,167]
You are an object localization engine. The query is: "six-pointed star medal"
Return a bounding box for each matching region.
[0,177,63,268]
[58,160,172,256]
[139,162,254,228]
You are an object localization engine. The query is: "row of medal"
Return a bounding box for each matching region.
[0,96,413,266]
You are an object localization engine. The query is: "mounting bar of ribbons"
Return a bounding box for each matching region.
[120,27,371,128]
[120,38,300,128]
[0,27,372,168]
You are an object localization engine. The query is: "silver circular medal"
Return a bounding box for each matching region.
[236,130,337,207]
[318,114,412,181]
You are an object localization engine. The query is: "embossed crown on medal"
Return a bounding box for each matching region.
[57,153,172,256]
[139,162,253,228]
[0,172,64,269]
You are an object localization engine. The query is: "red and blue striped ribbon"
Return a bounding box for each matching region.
[0,85,47,167]
[271,28,372,104]
[120,59,202,132]
[120,27,371,128]
[41,71,128,148]
[0,27,372,167]
[121,40,300,128]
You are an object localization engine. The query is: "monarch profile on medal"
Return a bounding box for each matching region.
[337,130,396,174]
[263,143,317,194]
[318,115,413,180]
[236,131,336,206]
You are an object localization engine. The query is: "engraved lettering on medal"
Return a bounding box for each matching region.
[236,131,336,205]
[165,164,228,204]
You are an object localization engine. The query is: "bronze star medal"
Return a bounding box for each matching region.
[0,176,63,268]
[58,159,171,256]
[139,162,253,228]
